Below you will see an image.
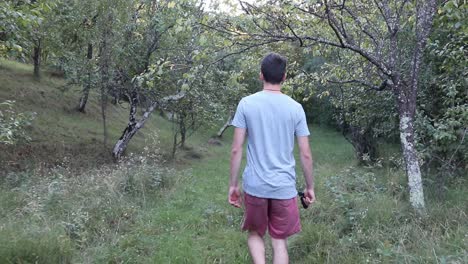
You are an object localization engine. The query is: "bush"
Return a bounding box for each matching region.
[291,166,467,263]
[0,100,36,145]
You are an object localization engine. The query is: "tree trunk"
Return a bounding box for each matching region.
[179,112,186,148]
[398,100,426,213]
[216,112,233,138]
[112,92,186,160]
[78,43,93,112]
[101,85,108,147]
[395,48,427,213]
[78,85,91,112]
[396,0,436,213]
[100,31,110,147]
[112,92,140,160]
[33,38,41,79]
[171,130,178,159]
[344,125,377,163]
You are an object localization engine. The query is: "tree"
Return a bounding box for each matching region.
[27,0,59,79]
[416,0,467,183]
[111,0,199,159]
[0,0,42,60]
[212,0,441,212]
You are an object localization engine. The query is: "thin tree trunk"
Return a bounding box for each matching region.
[112,92,185,160]
[33,38,41,79]
[100,26,111,147]
[112,92,139,160]
[171,129,178,159]
[78,43,93,112]
[216,112,233,138]
[78,85,91,112]
[101,84,108,147]
[179,112,186,148]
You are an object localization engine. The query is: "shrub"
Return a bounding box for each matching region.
[0,100,36,145]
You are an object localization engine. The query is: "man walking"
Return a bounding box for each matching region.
[228,53,315,264]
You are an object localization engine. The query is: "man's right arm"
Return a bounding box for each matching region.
[297,136,315,205]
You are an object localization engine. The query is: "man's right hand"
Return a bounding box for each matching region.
[228,186,242,208]
[303,188,316,206]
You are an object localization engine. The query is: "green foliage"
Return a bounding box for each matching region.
[0,0,59,60]
[0,100,35,145]
[292,164,467,263]
[0,1,38,58]
[416,0,467,176]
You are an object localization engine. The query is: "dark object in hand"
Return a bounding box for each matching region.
[298,191,309,209]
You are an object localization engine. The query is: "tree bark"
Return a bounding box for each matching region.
[112,92,185,160]
[112,92,139,160]
[398,108,425,212]
[33,38,41,79]
[216,112,233,138]
[99,27,111,147]
[171,129,178,159]
[78,43,93,112]
[396,0,437,213]
[179,112,186,148]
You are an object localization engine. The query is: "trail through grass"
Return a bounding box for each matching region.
[1,60,466,263]
[92,126,358,263]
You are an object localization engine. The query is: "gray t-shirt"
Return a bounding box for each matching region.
[231,91,310,199]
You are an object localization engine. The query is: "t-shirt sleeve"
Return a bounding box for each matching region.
[295,105,310,137]
[231,99,247,128]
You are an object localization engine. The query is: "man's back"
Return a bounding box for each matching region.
[231,91,310,199]
[228,53,315,264]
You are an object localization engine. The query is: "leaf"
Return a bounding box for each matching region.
[199,35,207,45]
[181,83,189,91]
[168,2,176,8]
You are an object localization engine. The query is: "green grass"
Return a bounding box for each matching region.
[0,60,467,263]
[0,59,182,171]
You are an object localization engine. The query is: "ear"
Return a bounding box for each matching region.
[259,72,264,81]
[282,73,287,82]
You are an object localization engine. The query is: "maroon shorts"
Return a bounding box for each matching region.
[241,193,301,239]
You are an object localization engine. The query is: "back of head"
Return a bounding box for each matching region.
[261,53,287,85]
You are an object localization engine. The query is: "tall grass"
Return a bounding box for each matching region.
[1,124,466,263]
[0,151,181,263]
[1,60,466,263]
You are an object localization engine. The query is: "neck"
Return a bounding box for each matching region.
[262,83,282,93]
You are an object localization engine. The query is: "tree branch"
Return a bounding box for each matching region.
[328,79,389,91]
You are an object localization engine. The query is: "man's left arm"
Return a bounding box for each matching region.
[228,127,246,208]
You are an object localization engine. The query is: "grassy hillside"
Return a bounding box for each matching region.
[0,61,466,263]
[0,60,203,172]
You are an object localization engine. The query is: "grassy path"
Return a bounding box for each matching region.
[1,61,466,263]
[121,126,356,263]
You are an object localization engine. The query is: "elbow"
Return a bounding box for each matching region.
[231,146,242,156]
